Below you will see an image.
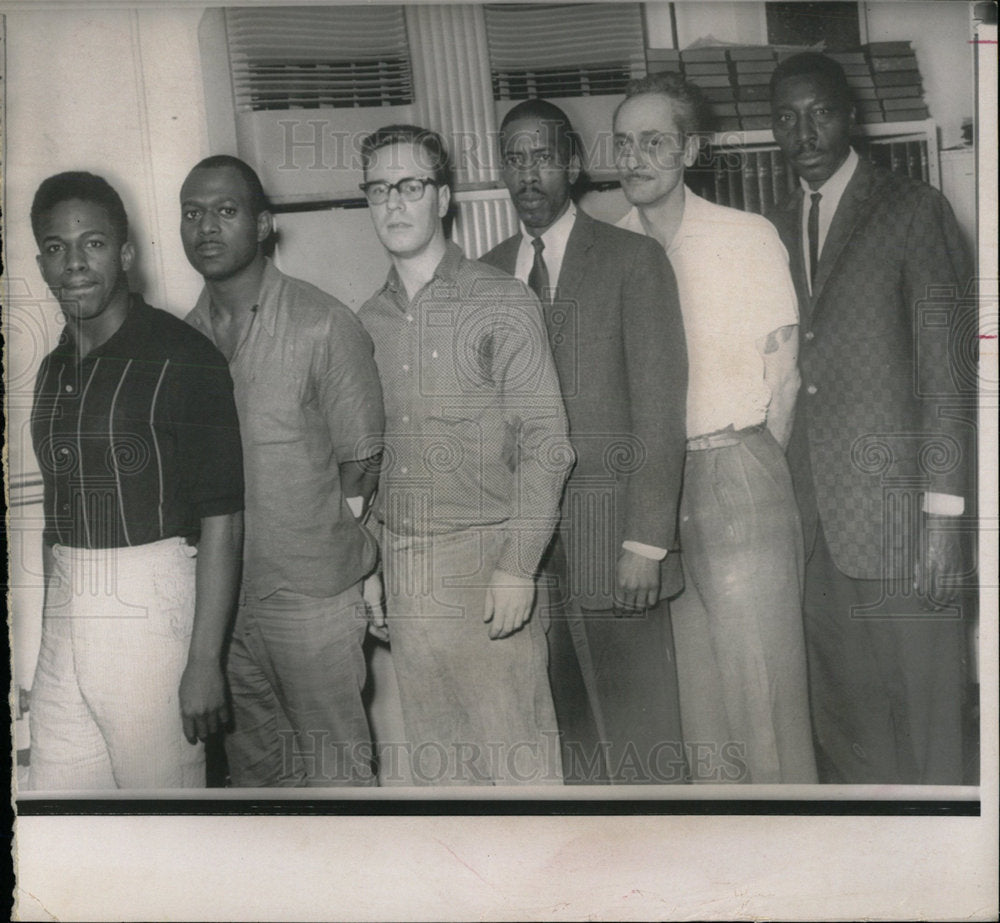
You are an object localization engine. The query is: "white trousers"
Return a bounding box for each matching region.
[27,537,205,791]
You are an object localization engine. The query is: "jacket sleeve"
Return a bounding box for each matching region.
[620,236,688,551]
[901,185,976,502]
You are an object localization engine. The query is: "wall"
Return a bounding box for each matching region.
[643,2,974,150]
[862,1,974,149]
[4,3,213,710]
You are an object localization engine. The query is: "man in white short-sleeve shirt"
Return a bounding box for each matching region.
[613,72,817,783]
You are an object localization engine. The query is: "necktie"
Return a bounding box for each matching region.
[527,235,550,304]
[808,191,822,290]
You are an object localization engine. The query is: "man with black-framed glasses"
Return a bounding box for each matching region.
[358,124,571,785]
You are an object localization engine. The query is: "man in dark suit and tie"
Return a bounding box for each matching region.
[481,99,689,784]
[768,53,976,784]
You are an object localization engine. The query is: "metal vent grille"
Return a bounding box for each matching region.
[485,3,645,101]
[226,6,413,112]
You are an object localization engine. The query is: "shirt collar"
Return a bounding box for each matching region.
[617,186,705,254]
[380,241,464,299]
[56,293,150,358]
[798,147,859,210]
[519,201,577,252]
[190,257,276,337]
[253,258,284,336]
[672,187,712,248]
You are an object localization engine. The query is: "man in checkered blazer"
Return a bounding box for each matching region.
[768,52,976,784]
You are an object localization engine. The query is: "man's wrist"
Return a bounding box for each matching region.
[493,566,535,586]
[923,492,964,517]
[184,654,222,670]
[622,540,668,561]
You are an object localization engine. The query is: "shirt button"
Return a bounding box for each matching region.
[406,314,413,323]
[59,448,69,455]
[401,467,409,475]
[806,384,818,395]
[432,350,439,359]
[804,330,815,341]
[64,384,74,393]
[402,364,410,373]
[401,415,409,424]
[61,503,70,513]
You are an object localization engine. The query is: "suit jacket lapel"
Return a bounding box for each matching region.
[488,235,520,275]
[536,211,593,357]
[779,188,812,324]
[811,158,877,309]
[554,210,594,307]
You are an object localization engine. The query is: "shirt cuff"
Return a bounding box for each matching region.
[923,492,964,516]
[622,540,668,561]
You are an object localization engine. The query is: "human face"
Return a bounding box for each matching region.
[364,142,450,259]
[770,73,854,190]
[499,116,580,235]
[35,198,134,329]
[613,94,697,209]
[180,166,270,282]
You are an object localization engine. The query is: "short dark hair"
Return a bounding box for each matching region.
[186,155,270,216]
[360,124,453,188]
[769,52,853,107]
[498,98,581,163]
[619,71,710,136]
[31,171,129,245]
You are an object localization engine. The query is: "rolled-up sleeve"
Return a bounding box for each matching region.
[321,308,386,463]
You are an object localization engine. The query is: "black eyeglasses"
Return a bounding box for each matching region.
[359,177,439,205]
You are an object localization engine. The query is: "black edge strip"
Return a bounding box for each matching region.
[16,799,982,817]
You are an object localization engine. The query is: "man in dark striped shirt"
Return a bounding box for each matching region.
[28,172,245,790]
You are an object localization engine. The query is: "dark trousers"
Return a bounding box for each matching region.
[543,536,687,785]
[803,524,967,784]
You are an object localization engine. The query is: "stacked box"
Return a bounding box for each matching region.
[667,41,936,210]
[645,43,931,133]
[862,40,927,124]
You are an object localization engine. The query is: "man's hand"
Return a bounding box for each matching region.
[615,547,661,614]
[483,569,536,640]
[179,658,229,744]
[915,517,965,606]
[364,572,389,642]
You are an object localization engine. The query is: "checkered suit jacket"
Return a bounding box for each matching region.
[769,157,975,580]
[481,210,688,607]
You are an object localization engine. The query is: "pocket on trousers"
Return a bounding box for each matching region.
[707,460,752,548]
[148,546,197,640]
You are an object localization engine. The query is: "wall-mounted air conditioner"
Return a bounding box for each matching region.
[208,5,417,205]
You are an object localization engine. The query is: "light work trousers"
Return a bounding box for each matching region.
[671,427,818,784]
[224,584,375,787]
[28,537,205,791]
[382,526,562,786]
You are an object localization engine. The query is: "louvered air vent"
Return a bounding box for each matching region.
[485,3,645,101]
[226,5,414,111]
